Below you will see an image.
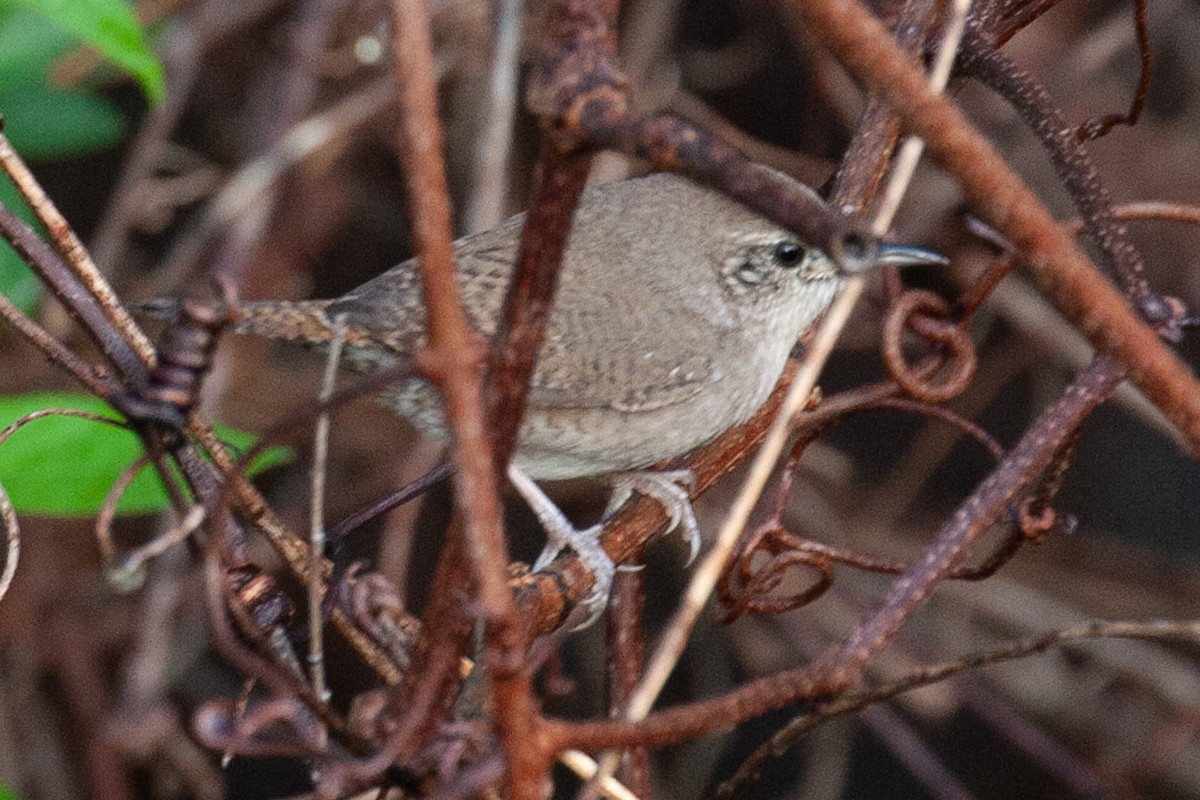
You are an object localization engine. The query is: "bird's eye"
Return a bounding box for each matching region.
[772,241,805,269]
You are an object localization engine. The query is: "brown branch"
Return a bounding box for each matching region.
[376,4,537,797]
[487,148,592,470]
[0,201,148,386]
[793,0,1200,455]
[605,551,651,798]
[718,618,1200,798]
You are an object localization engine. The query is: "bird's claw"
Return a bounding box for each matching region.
[533,524,615,630]
[606,470,701,566]
[513,465,702,631]
[511,465,616,630]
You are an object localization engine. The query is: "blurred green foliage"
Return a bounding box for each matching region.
[4,0,164,104]
[0,0,164,313]
[0,393,294,517]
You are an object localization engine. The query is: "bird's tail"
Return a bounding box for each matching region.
[233,299,339,345]
[138,296,339,344]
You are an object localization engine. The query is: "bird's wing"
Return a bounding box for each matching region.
[525,280,719,412]
[325,213,721,413]
[322,216,525,357]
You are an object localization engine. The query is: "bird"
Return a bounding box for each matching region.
[232,172,946,626]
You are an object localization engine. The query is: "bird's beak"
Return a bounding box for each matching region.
[876,242,949,269]
[834,240,949,276]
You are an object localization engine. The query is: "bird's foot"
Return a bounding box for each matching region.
[507,465,615,630]
[605,470,700,566]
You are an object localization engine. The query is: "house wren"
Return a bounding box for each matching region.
[235,173,944,622]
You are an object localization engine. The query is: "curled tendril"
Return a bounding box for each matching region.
[95,453,205,592]
[0,481,18,604]
[337,564,421,671]
[95,452,154,588]
[883,290,977,402]
[1013,430,1080,543]
[1016,499,1057,543]
[193,697,327,760]
[719,523,835,622]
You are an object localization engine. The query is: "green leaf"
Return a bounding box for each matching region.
[0,781,20,800]
[0,83,125,160]
[0,392,294,517]
[0,180,43,314]
[0,6,75,82]
[4,0,165,104]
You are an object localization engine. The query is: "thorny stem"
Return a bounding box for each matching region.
[794,0,1200,454]
[825,358,1121,679]
[718,618,1200,798]
[957,27,1156,315]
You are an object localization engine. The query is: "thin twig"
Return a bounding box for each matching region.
[0,201,148,386]
[373,3,533,795]
[309,315,348,703]
[560,750,643,800]
[0,132,155,364]
[463,0,525,233]
[0,288,112,397]
[718,618,1200,797]
[958,27,1155,313]
[102,504,206,592]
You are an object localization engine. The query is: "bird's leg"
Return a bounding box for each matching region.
[506,464,614,630]
[604,470,701,566]
[506,466,702,630]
